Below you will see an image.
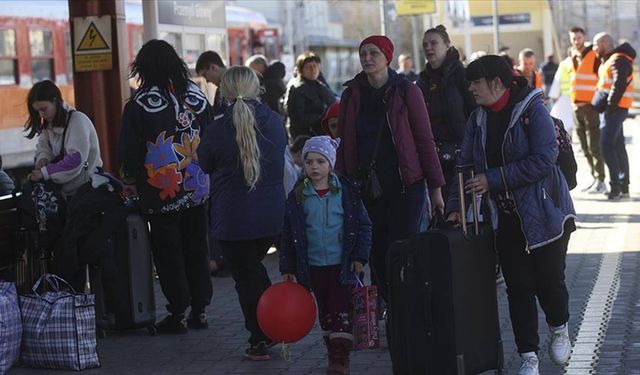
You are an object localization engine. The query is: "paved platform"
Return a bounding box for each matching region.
[9,116,640,375]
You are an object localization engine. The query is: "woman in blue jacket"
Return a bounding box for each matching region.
[446,55,576,375]
[198,66,286,361]
[280,135,371,375]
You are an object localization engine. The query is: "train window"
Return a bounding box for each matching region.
[29,30,54,82]
[0,29,17,85]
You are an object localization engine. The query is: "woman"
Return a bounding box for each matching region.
[118,40,213,334]
[198,66,286,361]
[446,55,576,375]
[336,35,445,303]
[416,25,476,199]
[285,51,336,138]
[26,80,102,197]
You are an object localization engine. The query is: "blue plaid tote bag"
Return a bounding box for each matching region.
[19,274,100,370]
[0,281,21,375]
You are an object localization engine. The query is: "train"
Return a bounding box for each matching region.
[0,1,280,171]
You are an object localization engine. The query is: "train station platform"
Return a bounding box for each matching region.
[9,114,640,375]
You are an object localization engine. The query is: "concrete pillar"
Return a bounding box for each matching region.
[142,0,158,42]
[68,0,129,173]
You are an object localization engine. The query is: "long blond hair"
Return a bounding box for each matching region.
[219,66,262,190]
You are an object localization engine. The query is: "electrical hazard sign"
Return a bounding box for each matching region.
[73,16,112,72]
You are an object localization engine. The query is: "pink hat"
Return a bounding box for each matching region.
[359,35,394,65]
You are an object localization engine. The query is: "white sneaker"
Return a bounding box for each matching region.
[549,323,571,365]
[588,180,607,194]
[518,353,540,375]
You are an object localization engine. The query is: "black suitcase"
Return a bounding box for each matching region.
[386,166,503,375]
[89,210,156,336]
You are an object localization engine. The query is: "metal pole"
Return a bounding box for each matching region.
[379,0,386,35]
[492,0,500,53]
[141,0,159,42]
[412,15,421,71]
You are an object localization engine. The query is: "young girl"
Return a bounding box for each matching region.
[280,136,371,375]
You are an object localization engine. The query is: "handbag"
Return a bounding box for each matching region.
[0,282,21,375]
[19,274,100,370]
[435,141,460,169]
[351,275,380,350]
[363,121,386,202]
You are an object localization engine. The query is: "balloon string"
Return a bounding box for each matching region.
[280,342,291,361]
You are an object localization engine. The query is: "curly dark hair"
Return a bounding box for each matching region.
[24,80,67,139]
[130,39,191,97]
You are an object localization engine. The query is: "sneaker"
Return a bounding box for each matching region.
[518,353,540,375]
[621,185,630,198]
[187,311,209,329]
[607,188,622,200]
[549,323,571,365]
[155,314,188,334]
[245,341,270,361]
[588,180,607,194]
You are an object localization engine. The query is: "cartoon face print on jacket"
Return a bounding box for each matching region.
[139,82,210,210]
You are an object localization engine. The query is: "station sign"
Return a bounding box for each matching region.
[157,1,225,28]
[395,0,436,16]
[73,16,112,72]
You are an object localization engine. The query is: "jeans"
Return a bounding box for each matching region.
[600,108,630,189]
[496,212,572,353]
[218,236,274,345]
[147,205,213,315]
[573,104,605,182]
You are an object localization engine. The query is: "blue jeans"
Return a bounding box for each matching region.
[600,108,630,189]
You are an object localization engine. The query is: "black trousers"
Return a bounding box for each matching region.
[496,212,572,353]
[218,236,274,345]
[147,204,212,315]
[365,182,425,302]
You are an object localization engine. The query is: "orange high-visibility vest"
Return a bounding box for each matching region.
[597,52,634,109]
[533,71,542,89]
[569,49,599,103]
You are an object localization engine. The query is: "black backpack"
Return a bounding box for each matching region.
[523,114,578,191]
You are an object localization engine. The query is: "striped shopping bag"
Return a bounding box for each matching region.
[19,274,100,370]
[0,281,21,375]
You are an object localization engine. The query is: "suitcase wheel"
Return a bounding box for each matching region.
[147,325,157,336]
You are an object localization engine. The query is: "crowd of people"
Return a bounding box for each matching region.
[10,22,636,375]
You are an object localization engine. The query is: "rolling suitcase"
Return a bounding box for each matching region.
[90,209,156,336]
[386,165,503,375]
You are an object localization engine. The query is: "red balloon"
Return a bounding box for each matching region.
[257,281,317,343]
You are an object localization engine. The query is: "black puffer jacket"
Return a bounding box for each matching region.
[416,48,477,143]
[285,77,336,138]
[263,62,287,114]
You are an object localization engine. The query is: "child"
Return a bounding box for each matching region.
[280,136,371,375]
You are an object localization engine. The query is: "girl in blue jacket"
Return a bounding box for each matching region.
[280,136,372,375]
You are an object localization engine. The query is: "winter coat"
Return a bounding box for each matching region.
[35,104,103,197]
[336,69,445,189]
[416,48,477,143]
[262,62,287,114]
[118,82,212,214]
[447,85,577,250]
[285,77,336,137]
[198,100,286,241]
[280,174,371,289]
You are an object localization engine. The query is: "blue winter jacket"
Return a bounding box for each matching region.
[198,100,287,241]
[280,175,372,289]
[447,88,576,250]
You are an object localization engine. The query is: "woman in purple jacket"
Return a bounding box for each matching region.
[335,35,445,302]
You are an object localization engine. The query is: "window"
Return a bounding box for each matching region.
[184,33,204,69]
[64,31,73,82]
[160,32,182,57]
[29,29,54,82]
[0,29,17,85]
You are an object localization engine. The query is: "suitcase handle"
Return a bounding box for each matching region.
[455,163,480,236]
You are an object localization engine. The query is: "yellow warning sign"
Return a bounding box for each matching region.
[395,0,436,16]
[73,16,112,72]
[77,22,109,51]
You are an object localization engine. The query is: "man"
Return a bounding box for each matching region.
[397,53,418,82]
[516,48,543,89]
[245,54,269,76]
[569,27,607,193]
[540,54,559,97]
[592,32,635,200]
[195,50,227,117]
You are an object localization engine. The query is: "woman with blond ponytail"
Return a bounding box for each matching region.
[198,66,287,361]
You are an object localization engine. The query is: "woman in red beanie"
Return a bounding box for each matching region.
[335,35,445,306]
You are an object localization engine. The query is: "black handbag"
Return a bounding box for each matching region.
[436,141,460,169]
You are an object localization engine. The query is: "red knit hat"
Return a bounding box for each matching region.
[321,102,340,137]
[359,35,394,65]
